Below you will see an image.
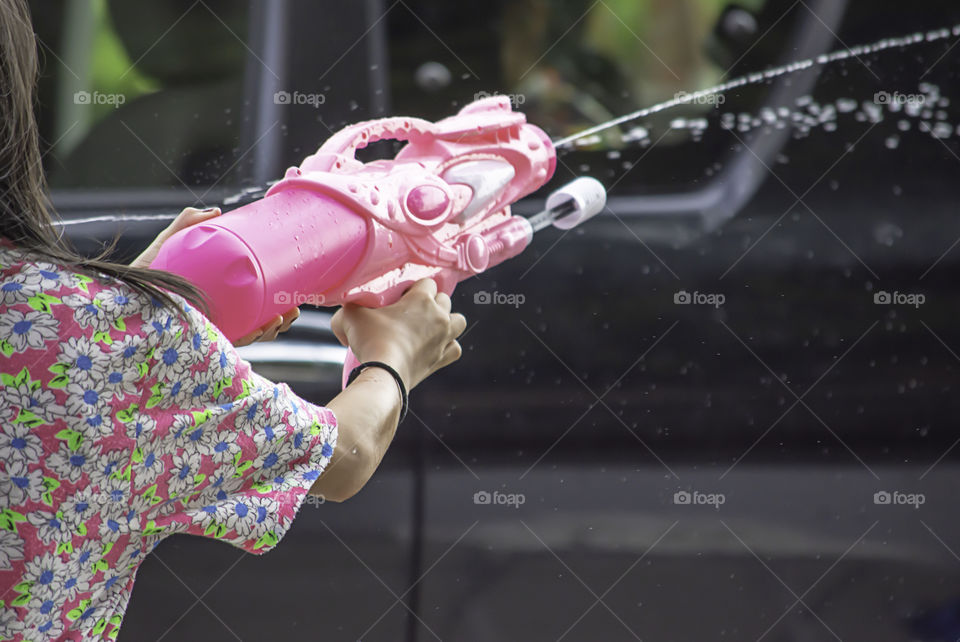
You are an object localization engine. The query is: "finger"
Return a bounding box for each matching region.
[234,327,264,347]
[278,307,300,333]
[434,292,451,313]
[449,313,467,339]
[260,314,283,341]
[259,316,284,342]
[437,340,462,369]
[408,278,438,298]
[330,308,349,347]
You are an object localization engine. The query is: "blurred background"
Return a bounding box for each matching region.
[29,0,960,639]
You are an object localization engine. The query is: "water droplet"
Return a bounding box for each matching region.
[873,222,903,246]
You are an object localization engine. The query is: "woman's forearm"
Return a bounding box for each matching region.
[309,368,402,501]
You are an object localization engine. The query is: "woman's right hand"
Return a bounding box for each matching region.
[330,279,467,390]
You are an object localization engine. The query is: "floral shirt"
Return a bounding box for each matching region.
[0,243,338,641]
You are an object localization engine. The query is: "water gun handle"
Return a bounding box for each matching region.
[341,350,362,389]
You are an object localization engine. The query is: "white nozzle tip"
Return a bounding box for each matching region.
[546,177,607,230]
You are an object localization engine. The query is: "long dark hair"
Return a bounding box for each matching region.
[0,0,205,313]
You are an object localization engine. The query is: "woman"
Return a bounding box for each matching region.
[0,0,466,639]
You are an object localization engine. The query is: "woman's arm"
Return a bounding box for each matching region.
[309,278,466,501]
[313,368,402,502]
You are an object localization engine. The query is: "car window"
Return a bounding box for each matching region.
[31,0,249,190]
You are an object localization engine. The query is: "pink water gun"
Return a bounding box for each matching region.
[150,96,606,384]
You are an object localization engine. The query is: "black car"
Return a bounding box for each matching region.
[34,0,960,639]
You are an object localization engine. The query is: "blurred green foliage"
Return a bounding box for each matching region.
[88,0,158,121]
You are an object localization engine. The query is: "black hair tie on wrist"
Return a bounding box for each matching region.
[346,361,408,423]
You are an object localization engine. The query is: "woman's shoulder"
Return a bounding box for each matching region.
[3,245,142,312]
[0,244,202,357]
[2,244,122,294]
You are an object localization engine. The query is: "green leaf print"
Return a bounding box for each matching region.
[26,292,61,314]
[250,481,272,494]
[142,521,165,537]
[66,599,91,621]
[253,531,279,550]
[116,403,138,423]
[0,509,26,533]
[49,362,70,375]
[145,382,165,409]
[54,428,83,451]
[73,274,93,292]
[213,377,233,398]
[11,592,31,607]
[13,409,43,428]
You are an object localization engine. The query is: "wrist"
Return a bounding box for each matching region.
[349,361,408,423]
[354,367,402,407]
[357,346,412,392]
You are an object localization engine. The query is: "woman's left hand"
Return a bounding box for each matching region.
[132,207,300,346]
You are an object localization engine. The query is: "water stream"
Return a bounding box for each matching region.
[553,24,960,149]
